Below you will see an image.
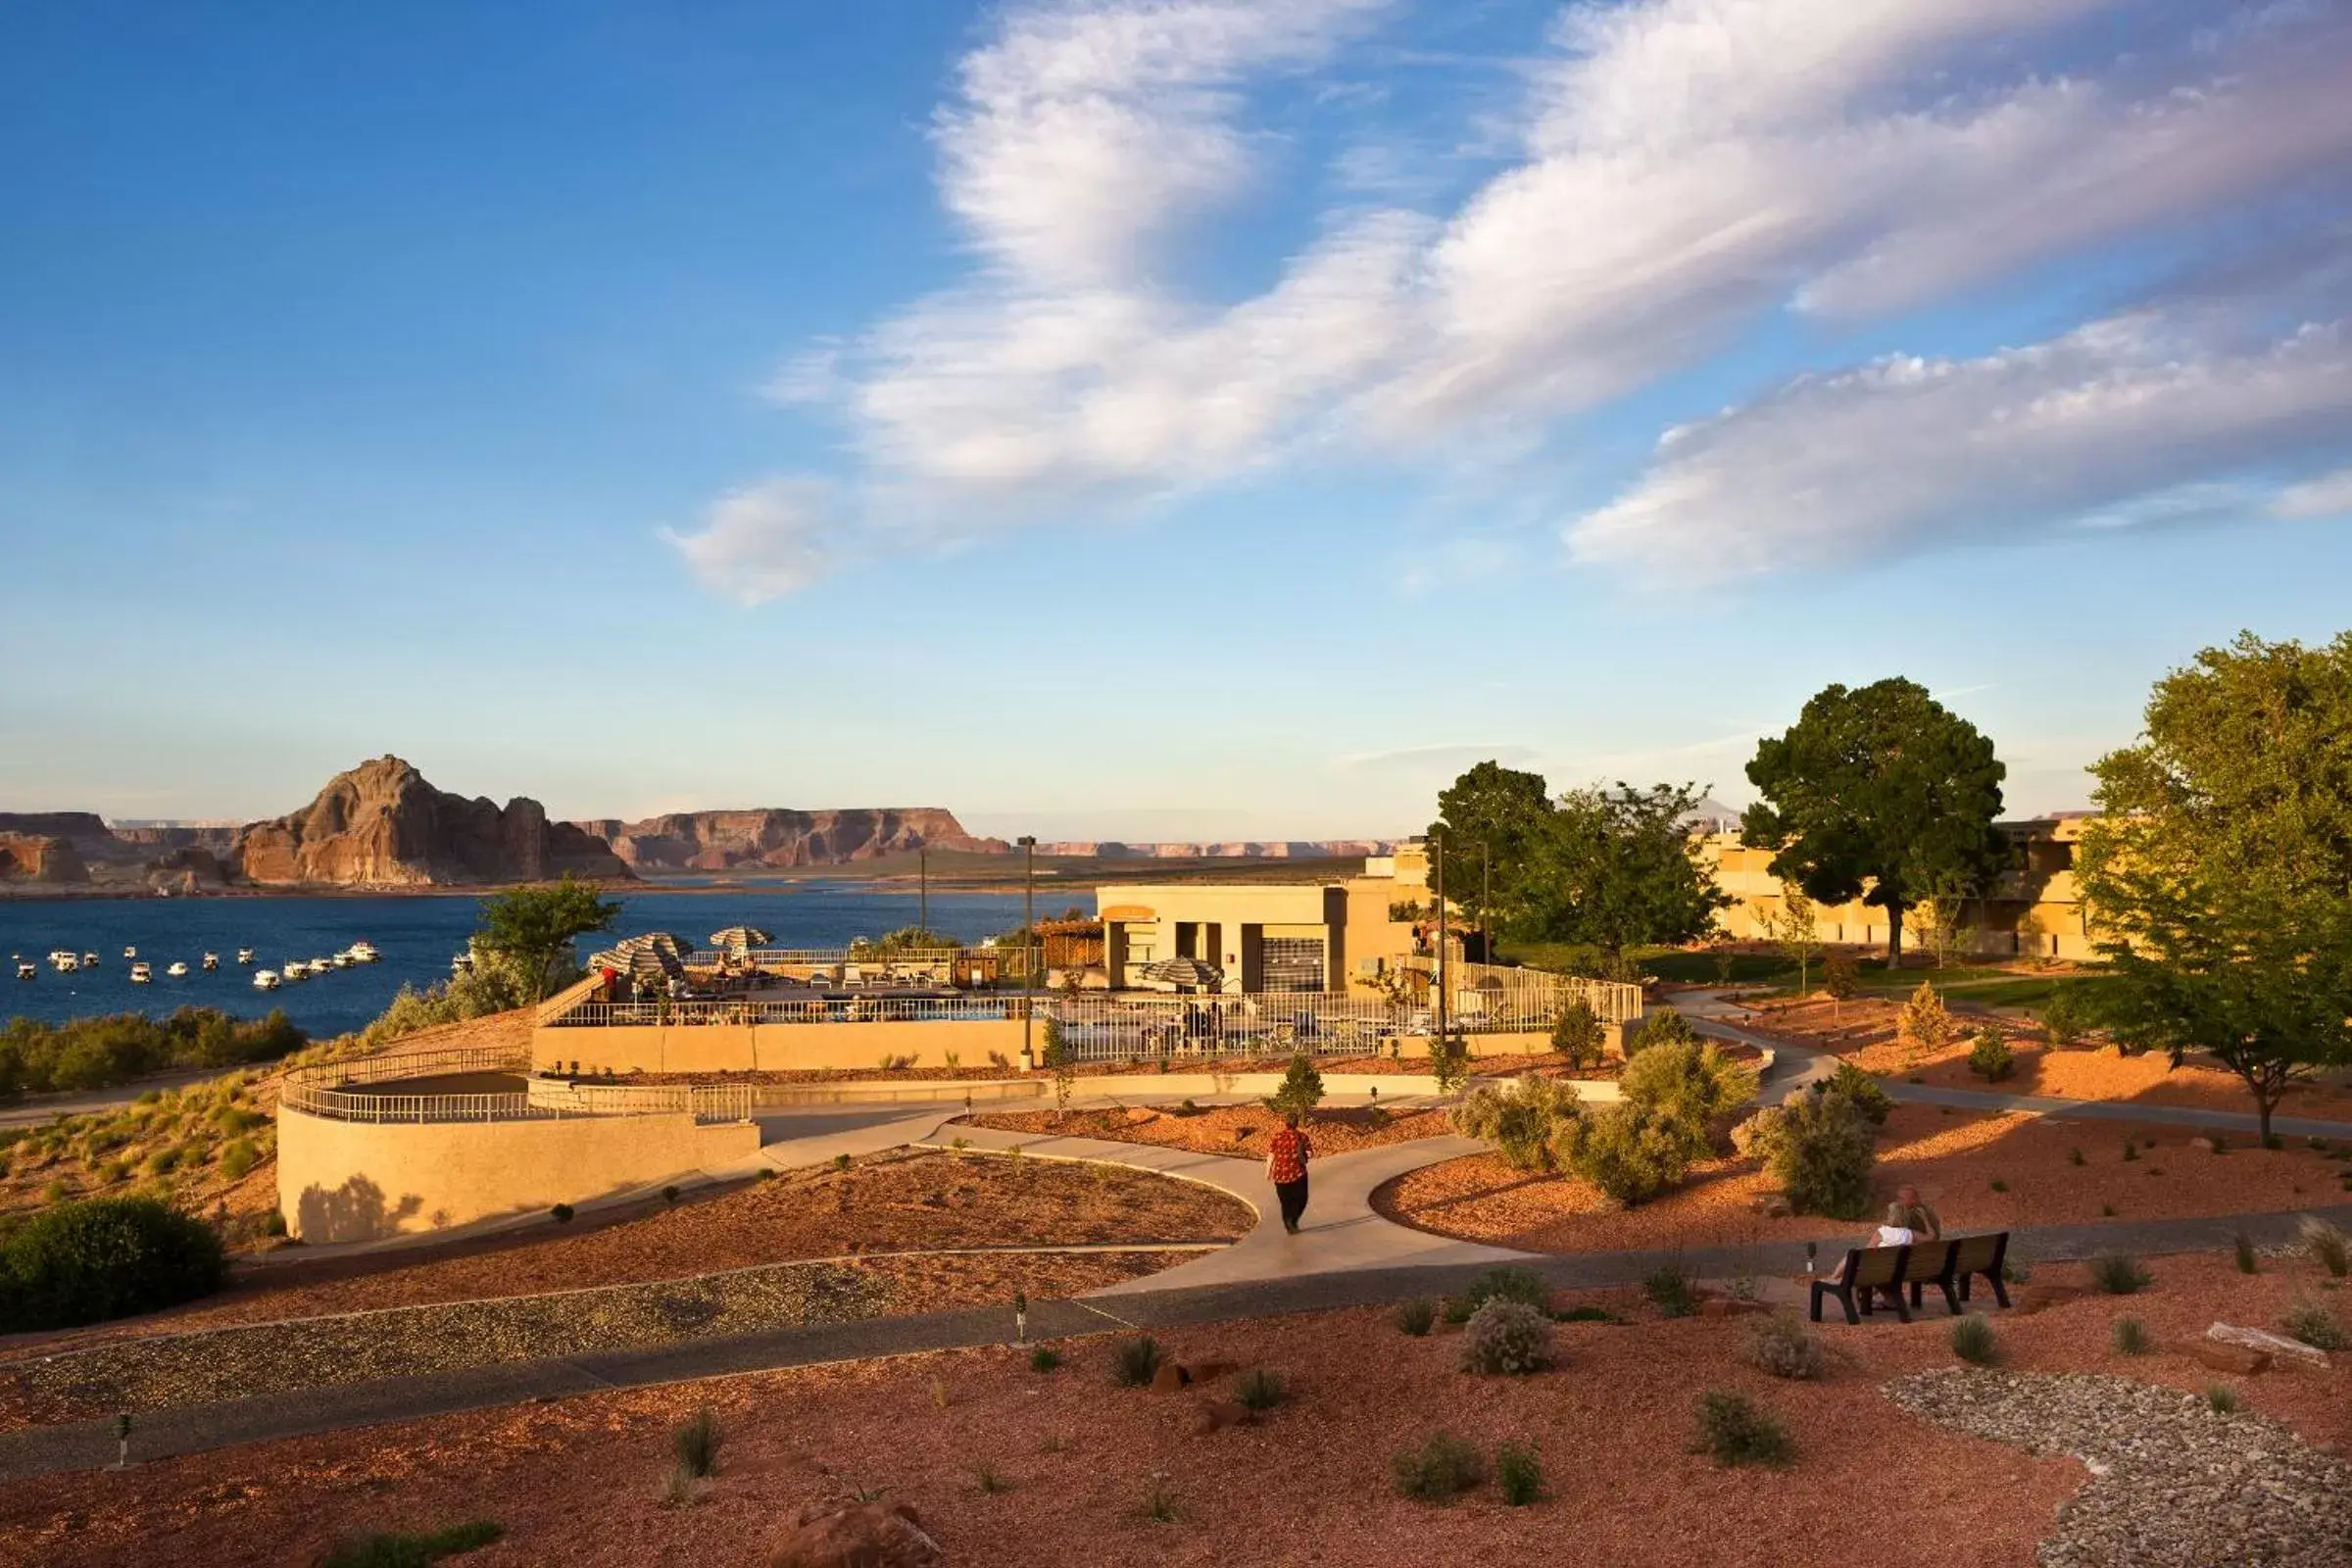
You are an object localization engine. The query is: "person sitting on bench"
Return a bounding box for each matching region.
[1866,1202,1917,1249]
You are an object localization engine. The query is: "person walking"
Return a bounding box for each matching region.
[1267,1110,1313,1234]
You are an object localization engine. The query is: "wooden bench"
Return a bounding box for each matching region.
[1810,1232,2012,1324]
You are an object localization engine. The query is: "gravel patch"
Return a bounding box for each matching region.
[1885,1368,2352,1567]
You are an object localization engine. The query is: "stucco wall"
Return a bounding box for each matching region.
[532,1016,1032,1074]
[276,1104,762,1243]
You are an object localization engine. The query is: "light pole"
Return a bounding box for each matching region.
[918,848,928,933]
[1433,833,1448,1054]
[1017,836,1036,1065]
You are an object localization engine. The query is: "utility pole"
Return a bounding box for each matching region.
[1017,836,1037,1065]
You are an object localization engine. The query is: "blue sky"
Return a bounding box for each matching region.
[4,0,2349,840]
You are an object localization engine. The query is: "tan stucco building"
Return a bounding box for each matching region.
[1095,864,1422,994]
[1704,813,2100,960]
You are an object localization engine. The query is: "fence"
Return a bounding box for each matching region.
[280,1045,754,1126]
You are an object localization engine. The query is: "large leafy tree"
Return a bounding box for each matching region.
[2077,631,2352,1142]
[1429,760,1553,934]
[474,874,624,1002]
[1742,678,2007,962]
[1511,782,1731,963]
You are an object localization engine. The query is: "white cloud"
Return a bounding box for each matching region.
[682,0,2352,600]
[1566,313,2352,576]
[662,478,844,605]
[2274,466,2352,519]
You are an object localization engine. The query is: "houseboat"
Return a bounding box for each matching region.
[47,951,77,972]
[166,961,189,978]
[14,960,33,981]
[202,953,220,971]
[348,940,380,963]
[236,948,255,965]
[128,961,152,984]
[253,969,280,991]
[80,951,98,968]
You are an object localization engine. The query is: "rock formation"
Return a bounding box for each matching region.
[233,756,634,887]
[0,833,87,883]
[572,808,1004,871]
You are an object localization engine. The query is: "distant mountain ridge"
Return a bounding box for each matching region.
[569,808,1006,871]
[1032,840,1396,859]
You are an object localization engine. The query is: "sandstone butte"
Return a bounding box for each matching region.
[569,807,1007,871]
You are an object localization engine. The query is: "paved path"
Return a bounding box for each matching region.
[7,1195,2344,1483]
[1674,990,2352,1140]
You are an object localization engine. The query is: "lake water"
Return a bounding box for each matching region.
[0,887,1031,1037]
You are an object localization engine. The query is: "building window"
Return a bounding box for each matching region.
[1261,937,1325,993]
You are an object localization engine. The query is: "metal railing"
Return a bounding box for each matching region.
[279,1044,755,1126]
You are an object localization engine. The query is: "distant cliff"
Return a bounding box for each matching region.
[570,808,1005,871]
[234,757,634,887]
[0,833,87,883]
[1033,840,1396,859]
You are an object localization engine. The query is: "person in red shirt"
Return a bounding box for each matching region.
[1266,1111,1313,1233]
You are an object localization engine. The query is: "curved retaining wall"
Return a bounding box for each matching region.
[275,1102,761,1244]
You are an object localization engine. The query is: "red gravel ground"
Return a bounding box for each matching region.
[2,1250,2340,1567]
[1,1150,1251,1351]
[1376,1104,2352,1254]
[960,1103,1454,1158]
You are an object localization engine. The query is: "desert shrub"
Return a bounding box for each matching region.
[1623,1007,1699,1059]
[1392,1431,1485,1501]
[2282,1300,2347,1351]
[1733,1091,1877,1219]
[1029,1345,1061,1373]
[1825,1061,1892,1125]
[1494,1440,1544,1505]
[1262,1054,1325,1119]
[549,1203,574,1224]
[2206,1384,2240,1414]
[1690,1391,1793,1467]
[0,1196,226,1332]
[1235,1369,1286,1411]
[1395,1298,1436,1336]
[1741,1313,1826,1380]
[1451,1074,1583,1172]
[672,1408,722,1478]
[0,1007,307,1100]
[1550,999,1604,1071]
[1459,1299,1553,1375]
[2111,1317,2151,1354]
[218,1140,260,1182]
[1966,1027,2015,1082]
[1642,1260,1698,1318]
[1896,980,1954,1058]
[2298,1216,2349,1278]
[143,1145,181,1176]
[1618,1041,1757,1140]
[2088,1252,2152,1295]
[2039,984,2087,1049]
[1555,1102,1696,1204]
[1463,1265,1548,1315]
[1949,1316,2000,1365]
[318,1521,503,1568]
[1113,1335,1163,1387]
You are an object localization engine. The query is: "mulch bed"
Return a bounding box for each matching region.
[959,1103,1455,1159]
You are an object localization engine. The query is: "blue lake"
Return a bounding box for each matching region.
[0,887,1032,1036]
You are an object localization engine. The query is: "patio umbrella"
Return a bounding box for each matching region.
[709,925,773,957]
[1141,957,1222,990]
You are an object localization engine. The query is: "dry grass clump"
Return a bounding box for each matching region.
[1392,1431,1485,1502]
[1741,1313,1827,1380]
[1690,1391,1794,1467]
[1459,1300,1554,1376]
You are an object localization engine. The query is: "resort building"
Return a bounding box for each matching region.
[1703,813,2100,960]
[1095,862,1422,994]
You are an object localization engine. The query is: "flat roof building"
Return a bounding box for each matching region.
[1095,863,1420,995]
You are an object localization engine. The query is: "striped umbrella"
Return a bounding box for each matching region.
[709,925,773,957]
[1140,957,1222,991]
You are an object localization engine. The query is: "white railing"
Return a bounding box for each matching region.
[1397,957,1645,1025]
[279,1044,752,1126]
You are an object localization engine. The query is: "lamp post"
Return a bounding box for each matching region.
[1433,833,1448,1053]
[1017,836,1037,1065]
[918,848,928,933]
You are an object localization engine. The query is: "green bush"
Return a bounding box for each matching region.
[0,1197,227,1332]
[218,1140,261,1182]
[1235,1369,1286,1411]
[1622,1007,1699,1059]
[2039,985,2086,1049]
[1451,1075,1583,1172]
[1642,1261,1698,1318]
[1494,1440,1544,1506]
[1462,1265,1548,1315]
[318,1521,503,1568]
[2205,1384,2239,1414]
[1029,1345,1061,1373]
[1825,1061,1892,1125]
[672,1408,721,1477]
[0,1007,307,1100]
[1113,1335,1163,1387]
[1690,1391,1793,1467]
[1950,1316,2000,1365]
[1966,1027,2016,1082]
[2111,1317,2151,1354]
[1618,1041,1757,1140]
[2088,1253,2152,1295]
[1556,1102,1697,1205]
[1394,1298,1436,1337]
[1262,1054,1325,1119]
[1392,1431,1485,1501]
[1459,1299,1553,1375]
[1733,1091,1877,1219]
[2282,1300,2347,1351]
[1741,1313,1826,1380]
[1549,999,1604,1071]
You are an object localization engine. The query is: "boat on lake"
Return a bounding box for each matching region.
[283,960,309,981]
[236,948,255,964]
[166,961,189,977]
[202,953,220,970]
[253,969,280,990]
[80,951,98,967]
[349,940,380,963]
[128,961,152,983]
[123,946,137,958]
[47,951,77,972]
[14,960,33,981]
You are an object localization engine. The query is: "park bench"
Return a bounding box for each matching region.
[1809,1231,2012,1324]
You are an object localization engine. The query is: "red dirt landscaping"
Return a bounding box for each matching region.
[1377,1104,2352,1255]
[2,1250,2341,1568]
[960,1102,1454,1159]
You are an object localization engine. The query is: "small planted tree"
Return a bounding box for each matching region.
[1263,1054,1325,1120]
[1966,1026,2015,1082]
[1768,882,1824,995]
[1623,1007,1699,1060]
[1040,1018,1075,1112]
[1550,997,1604,1071]
[1896,980,1954,1061]
[2040,985,2086,1051]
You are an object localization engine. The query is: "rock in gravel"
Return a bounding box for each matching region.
[767,1497,941,1568]
[1885,1368,2352,1567]
[2183,1339,2272,1376]
[2208,1322,2332,1369]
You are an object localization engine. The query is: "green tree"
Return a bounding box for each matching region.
[1429,760,1555,936]
[1742,678,2008,963]
[2077,631,2352,1143]
[1263,1054,1326,1119]
[1766,882,1823,995]
[1549,997,1604,1071]
[1511,783,1730,962]
[472,875,623,1002]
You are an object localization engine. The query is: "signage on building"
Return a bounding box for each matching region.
[1101,905,1155,922]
